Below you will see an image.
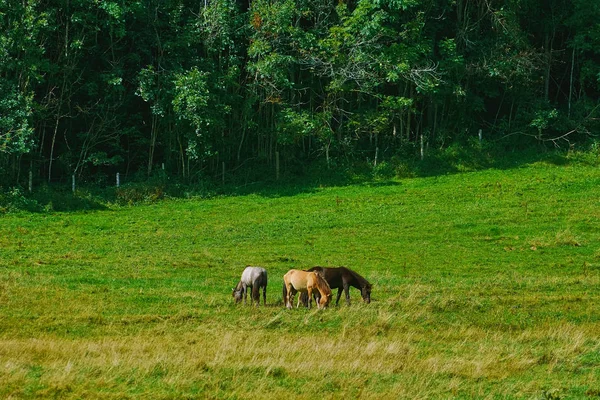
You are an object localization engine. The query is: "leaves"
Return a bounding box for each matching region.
[0,84,34,154]
[1,0,600,183]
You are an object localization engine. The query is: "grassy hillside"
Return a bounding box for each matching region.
[1,154,600,399]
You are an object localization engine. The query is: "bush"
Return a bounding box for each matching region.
[0,187,42,213]
[115,183,166,205]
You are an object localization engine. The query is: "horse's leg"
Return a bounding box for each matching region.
[343,282,351,305]
[285,284,293,309]
[335,287,343,306]
[307,288,313,309]
[299,292,307,307]
[252,284,259,306]
[285,284,290,308]
[243,283,248,305]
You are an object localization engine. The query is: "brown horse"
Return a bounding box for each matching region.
[283,269,332,309]
[302,266,372,306]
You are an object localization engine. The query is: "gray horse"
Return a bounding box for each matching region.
[232,266,268,306]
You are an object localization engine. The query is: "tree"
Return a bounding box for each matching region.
[0,0,46,180]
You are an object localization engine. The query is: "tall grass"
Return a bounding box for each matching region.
[1,154,600,398]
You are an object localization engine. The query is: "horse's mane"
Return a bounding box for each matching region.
[343,267,372,289]
[313,272,331,295]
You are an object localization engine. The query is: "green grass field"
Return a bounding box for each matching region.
[1,154,600,399]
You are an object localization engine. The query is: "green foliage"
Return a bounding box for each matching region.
[0,0,599,185]
[0,185,108,214]
[0,0,46,156]
[0,85,34,154]
[173,68,211,130]
[277,108,316,145]
[0,187,41,213]
[530,108,559,134]
[136,66,168,117]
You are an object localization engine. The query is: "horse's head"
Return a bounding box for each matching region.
[361,285,372,304]
[232,288,243,303]
[319,292,332,309]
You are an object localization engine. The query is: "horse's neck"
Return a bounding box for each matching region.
[315,285,327,295]
[346,272,367,290]
[315,281,331,296]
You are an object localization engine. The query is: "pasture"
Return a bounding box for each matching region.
[1,155,600,399]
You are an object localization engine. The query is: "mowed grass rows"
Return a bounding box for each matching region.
[1,159,600,398]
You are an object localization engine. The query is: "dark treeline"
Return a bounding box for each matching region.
[1,0,599,187]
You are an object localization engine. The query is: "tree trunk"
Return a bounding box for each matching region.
[568,47,575,118]
[544,32,554,102]
[48,117,59,183]
[148,114,158,176]
[406,85,413,141]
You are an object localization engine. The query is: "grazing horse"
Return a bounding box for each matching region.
[302,266,372,306]
[232,266,268,306]
[283,269,332,309]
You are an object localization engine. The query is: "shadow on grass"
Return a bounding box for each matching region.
[221,146,582,198]
[4,145,597,213]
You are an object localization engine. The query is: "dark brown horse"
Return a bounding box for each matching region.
[301,266,372,306]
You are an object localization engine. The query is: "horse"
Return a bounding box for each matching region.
[282,269,332,309]
[232,266,268,306]
[301,266,372,306]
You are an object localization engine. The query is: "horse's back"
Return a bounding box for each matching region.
[241,266,267,287]
[307,266,369,291]
[284,269,311,291]
[307,266,343,288]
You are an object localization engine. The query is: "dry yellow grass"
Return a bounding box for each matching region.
[2,310,599,399]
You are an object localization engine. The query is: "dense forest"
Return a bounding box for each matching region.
[1,0,599,187]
